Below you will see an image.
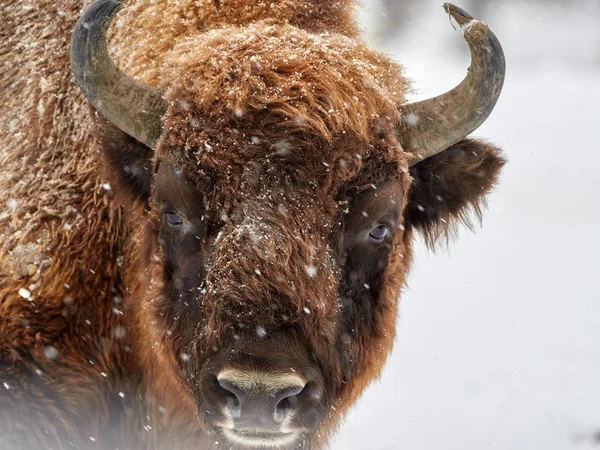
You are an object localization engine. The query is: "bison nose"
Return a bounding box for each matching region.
[214,370,314,427]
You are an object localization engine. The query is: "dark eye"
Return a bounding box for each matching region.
[165,211,183,228]
[368,225,389,242]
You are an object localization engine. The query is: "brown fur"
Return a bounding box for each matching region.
[0,1,505,449]
[407,139,506,246]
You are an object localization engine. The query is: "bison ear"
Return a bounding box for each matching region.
[100,122,154,204]
[405,139,506,246]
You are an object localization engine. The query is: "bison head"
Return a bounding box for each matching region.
[71,1,505,448]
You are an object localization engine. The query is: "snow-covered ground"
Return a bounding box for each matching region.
[333,1,600,449]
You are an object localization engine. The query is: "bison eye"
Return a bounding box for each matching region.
[165,211,183,228]
[368,225,389,242]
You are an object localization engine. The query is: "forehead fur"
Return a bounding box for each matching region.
[155,22,408,206]
[160,22,405,140]
[111,0,360,70]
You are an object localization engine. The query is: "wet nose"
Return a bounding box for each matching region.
[214,370,314,427]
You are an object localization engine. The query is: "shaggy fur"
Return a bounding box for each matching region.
[0,0,505,449]
[407,139,506,245]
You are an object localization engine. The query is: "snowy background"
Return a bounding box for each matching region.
[333,1,600,449]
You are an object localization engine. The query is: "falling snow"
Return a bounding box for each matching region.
[256,326,267,338]
[305,265,318,277]
[403,113,419,126]
[113,326,126,339]
[43,346,59,360]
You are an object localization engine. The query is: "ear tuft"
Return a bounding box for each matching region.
[406,138,506,247]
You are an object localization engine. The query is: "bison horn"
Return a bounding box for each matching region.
[398,3,506,166]
[71,0,167,149]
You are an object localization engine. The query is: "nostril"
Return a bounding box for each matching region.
[276,392,299,413]
[275,397,295,423]
[274,382,310,423]
[213,376,242,418]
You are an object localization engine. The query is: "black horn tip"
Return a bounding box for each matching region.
[443,3,476,26]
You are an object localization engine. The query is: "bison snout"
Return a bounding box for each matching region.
[205,367,324,446]
[216,373,305,423]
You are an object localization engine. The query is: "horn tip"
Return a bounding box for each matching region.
[443,3,476,25]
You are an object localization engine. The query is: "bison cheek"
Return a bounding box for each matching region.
[329,229,412,431]
[132,230,201,416]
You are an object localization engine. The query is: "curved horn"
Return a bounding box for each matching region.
[70,0,167,148]
[399,3,506,166]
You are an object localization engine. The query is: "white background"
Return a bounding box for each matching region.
[334,1,600,448]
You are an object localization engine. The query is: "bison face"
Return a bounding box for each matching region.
[140,144,411,448]
[97,130,505,450]
[100,122,503,450]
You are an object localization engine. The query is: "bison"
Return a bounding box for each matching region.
[0,0,506,448]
